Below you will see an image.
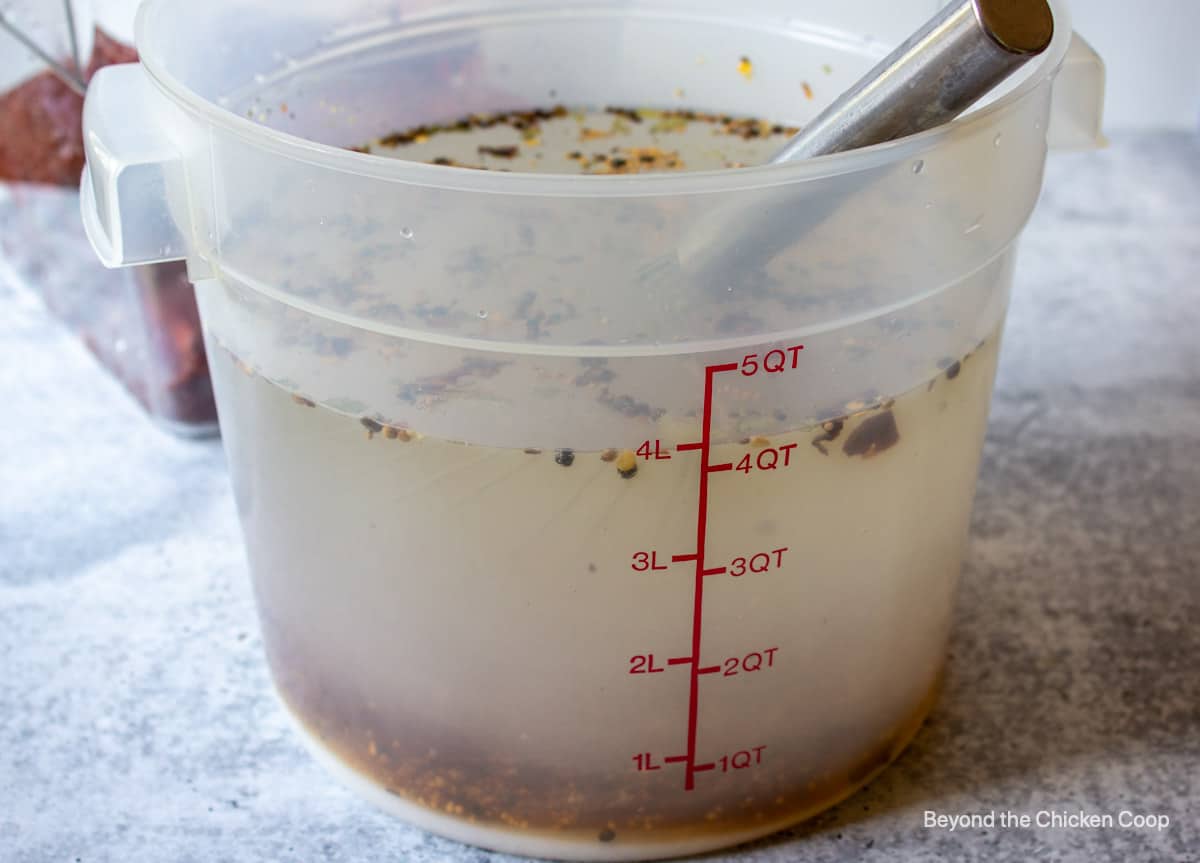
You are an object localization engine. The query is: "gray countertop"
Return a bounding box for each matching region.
[2,131,1198,863]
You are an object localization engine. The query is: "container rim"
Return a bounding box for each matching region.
[134,0,1073,197]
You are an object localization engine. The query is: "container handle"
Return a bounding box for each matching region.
[1047,32,1107,150]
[80,62,190,268]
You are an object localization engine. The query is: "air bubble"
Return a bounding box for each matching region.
[400,227,414,240]
[993,133,1003,147]
[477,309,489,319]
[912,159,924,174]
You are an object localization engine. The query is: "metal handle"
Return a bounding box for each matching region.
[773,0,1054,162]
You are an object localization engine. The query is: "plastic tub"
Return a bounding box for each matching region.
[79,0,1104,858]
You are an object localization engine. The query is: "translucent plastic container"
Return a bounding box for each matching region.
[0,183,217,433]
[0,1,217,435]
[79,0,1103,858]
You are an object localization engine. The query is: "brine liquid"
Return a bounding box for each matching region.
[209,328,1000,860]
[361,105,800,172]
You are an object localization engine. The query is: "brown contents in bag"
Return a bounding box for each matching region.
[0,30,136,185]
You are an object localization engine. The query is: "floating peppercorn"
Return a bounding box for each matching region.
[360,417,384,439]
[810,417,845,455]
[555,448,575,467]
[615,450,638,478]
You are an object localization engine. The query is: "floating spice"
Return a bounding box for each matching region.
[360,417,384,439]
[810,418,845,455]
[936,357,962,380]
[650,115,689,134]
[478,145,519,158]
[738,56,754,79]
[842,411,900,458]
[606,107,643,124]
[555,449,576,467]
[615,450,638,478]
[716,116,799,140]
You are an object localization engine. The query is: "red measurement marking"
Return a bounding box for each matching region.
[671,553,698,563]
[632,752,663,771]
[698,665,721,675]
[678,361,737,791]
[702,566,727,576]
[663,755,689,764]
[694,762,716,772]
[676,442,703,452]
[631,551,669,572]
[668,656,694,666]
[637,439,673,461]
[708,462,734,473]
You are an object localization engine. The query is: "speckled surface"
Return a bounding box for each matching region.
[2,132,1198,862]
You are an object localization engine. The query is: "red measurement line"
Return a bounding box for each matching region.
[694,762,716,772]
[671,554,698,563]
[668,657,694,666]
[707,463,733,473]
[698,665,721,675]
[702,566,727,576]
[682,362,734,792]
[676,442,703,452]
[664,755,689,764]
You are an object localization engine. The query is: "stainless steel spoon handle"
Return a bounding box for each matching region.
[773,0,1053,162]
